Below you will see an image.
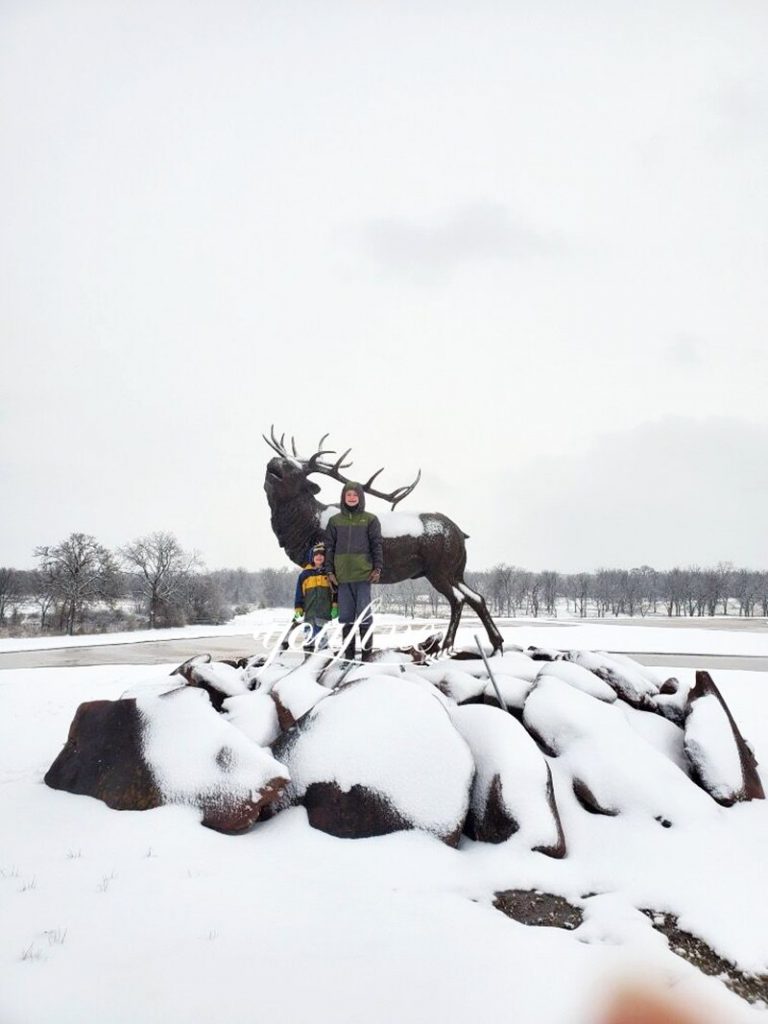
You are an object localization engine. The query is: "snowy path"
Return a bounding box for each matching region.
[3,637,768,671]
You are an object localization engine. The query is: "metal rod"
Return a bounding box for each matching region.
[474,634,505,710]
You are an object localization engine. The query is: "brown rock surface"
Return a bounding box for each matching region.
[45,692,289,834]
[683,670,765,805]
[44,699,162,811]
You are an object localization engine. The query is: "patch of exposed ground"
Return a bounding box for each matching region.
[493,889,583,930]
[642,911,768,1006]
[493,892,767,1007]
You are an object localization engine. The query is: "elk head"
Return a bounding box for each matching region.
[262,427,421,510]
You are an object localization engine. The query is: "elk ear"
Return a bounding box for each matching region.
[308,481,321,495]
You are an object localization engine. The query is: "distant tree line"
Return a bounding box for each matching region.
[376,563,768,620]
[465,563,768,619]
[1,540,766,639]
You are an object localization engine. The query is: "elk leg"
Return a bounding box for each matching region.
[431,580,464,652]
[456,581,504,654]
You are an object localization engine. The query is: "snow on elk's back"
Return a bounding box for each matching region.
[318,504,426,538]
[684,694,745,802]
[281,676,474,833]
[137,688,288,804]
[379,511,425,538]
[423,516,447,536]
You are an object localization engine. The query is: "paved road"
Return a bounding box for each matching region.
[0,635,271,670]
[2,631,767,672]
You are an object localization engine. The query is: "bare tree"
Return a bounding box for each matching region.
[255,568,295,609]
[715,561,733,615]
[593,570,613,618]
[525,573,541,617]
[571,572,590,617]
[28,569,56,631]
[489,564,514,616]
[34,533,121,635]
[732,569,761,617]
[540,571,559,617]
[0,568,19,624]
[758,572,768,618]
[121,532,199,629]
[181,573,230,625]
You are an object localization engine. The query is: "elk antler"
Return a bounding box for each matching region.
[263,426,421,510]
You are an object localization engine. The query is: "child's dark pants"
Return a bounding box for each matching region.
[338,581,373,659]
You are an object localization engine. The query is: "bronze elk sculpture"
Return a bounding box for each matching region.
[262,427,503,653]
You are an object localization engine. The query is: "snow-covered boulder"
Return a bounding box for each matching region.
[246,653,302,694]
[187,661,249,711]
[169,654,250,711]
[526,645,562,662]
[492,651,540,682]
[45,698,163,812]
[45,689,289,834]
[389,633,443,664]
[618,703,689,775]
[170,653,212,677]
[523,676,717,824]
[271,676,474,845]
[563,650,661,708]
[270,654,334,729]
[482,675,534,713]
[223,691,281,747]
[683,670,765,806]
[536,660,617,703]
[430,667,489,704]
[449,704,565,857]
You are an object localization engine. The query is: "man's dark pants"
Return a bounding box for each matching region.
[337,581,373,658]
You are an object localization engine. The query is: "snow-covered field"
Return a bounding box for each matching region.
[0,609,296,653]
[4,608,768,658]
[1,623,767,1024]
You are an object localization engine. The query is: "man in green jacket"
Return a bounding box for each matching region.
[326,482,383,662]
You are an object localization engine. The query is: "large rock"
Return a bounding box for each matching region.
[223,691,281,747]
[537,660,617,703]
[449,704,566,857]
[683,670,765,806]
[563,650,662,709]
[45,698,162,811]
[270,654,333,730]
[45,688,289,833]
[272,676,474,845]
[171,658,248,712]
[523,676,717,825]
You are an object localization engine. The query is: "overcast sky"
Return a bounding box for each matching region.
[2,0,767,574]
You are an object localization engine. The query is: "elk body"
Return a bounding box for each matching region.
[263,429,503,653]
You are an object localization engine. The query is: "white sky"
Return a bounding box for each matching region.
[2,0,767,573]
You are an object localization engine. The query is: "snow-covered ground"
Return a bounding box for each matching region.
[1,625,767,1024]
[3,608,768,658]
[0,608,297,653]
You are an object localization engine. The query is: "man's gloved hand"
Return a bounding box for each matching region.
[328,572,338,587]
[331,606,339,619]
[293,610,304,623]
[368,568,381,584]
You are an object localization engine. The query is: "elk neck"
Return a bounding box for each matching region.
[268,489,326,566]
